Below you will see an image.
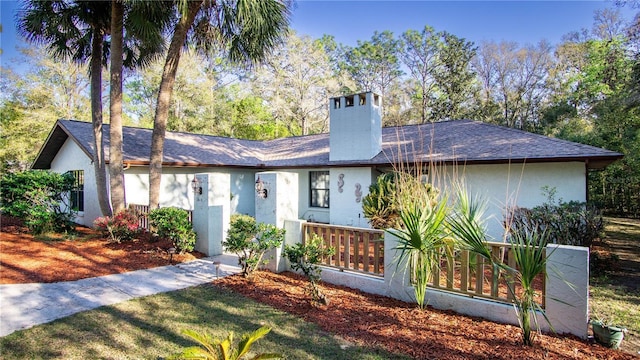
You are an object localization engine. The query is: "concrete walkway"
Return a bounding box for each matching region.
[0,254,240,337]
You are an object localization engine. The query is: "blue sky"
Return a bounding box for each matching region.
[1,0,636,69]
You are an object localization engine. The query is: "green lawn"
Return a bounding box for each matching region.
[589,218,640,355]
[0,284,408,360]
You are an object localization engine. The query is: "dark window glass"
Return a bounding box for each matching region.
[69,170,84,212]
[310,171,329,208]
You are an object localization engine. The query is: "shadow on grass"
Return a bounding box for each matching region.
[0,283,409,360]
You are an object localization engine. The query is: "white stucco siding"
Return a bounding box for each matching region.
[123,167,256,216]
[49,139,102,227]
[445,162,586,240]
[329,167,375,227]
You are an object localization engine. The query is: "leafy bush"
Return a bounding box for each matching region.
[283,233,335,304]
[362,173,400,229]
[148,207,196,253]
[224,214,285,277]
[94,208,141,243]
[363,172,439,230]
[509,188,604,247]
[169,326,282,360]
[0,170,76,234]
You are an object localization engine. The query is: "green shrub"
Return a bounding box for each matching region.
[283,233,335,304]
[149,207,196,253]
[0,170,76,234]
[362,173,400,229]
[224,214,285,277]
[363,172,439,230]
[94,208,141,242]
[509,188,604,247]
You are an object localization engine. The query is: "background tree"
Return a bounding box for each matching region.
[108,1,173,212]
[17,0,112,215]
[399,26,441,124]
[252,33,340,135]
[148,0,291,210]
[472,40,554,131]
[0,46,91,174]
[431,32,477,122]
[343,30,403,121]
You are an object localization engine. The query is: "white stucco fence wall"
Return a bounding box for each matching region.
[281,220,590,339]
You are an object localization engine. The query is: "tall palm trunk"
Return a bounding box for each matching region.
[91,27,112,217]
[109,0,125,213]
[148,0,202,210]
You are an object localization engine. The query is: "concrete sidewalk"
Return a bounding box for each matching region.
[0,254,240,337]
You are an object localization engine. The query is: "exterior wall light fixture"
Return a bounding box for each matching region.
[255,176,268,198]
[191,177,202,195]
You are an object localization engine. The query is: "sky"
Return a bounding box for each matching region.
[0,0,637,70]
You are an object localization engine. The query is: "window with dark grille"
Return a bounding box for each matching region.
[310,171,330,208]
[70,170,84,212]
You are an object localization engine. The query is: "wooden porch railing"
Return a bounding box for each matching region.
[303,223,385,277]
[302,222,546,307]
[427,241,546,308]
[127,204,193,230]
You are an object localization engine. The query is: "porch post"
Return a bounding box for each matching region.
[255,171,299,272]
[192,173,230,256]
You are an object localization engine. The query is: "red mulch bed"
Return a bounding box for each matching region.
[0,216,204,284]
[1,216,637,359]
[216,271,638,359]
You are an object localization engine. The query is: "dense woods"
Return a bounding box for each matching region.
[1,3,638,216]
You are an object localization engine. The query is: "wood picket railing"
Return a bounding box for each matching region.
[302,222,545,307]
[427,242,546,308]
[303,223,385,277]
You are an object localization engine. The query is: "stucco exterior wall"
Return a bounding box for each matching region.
[123,167,256,215]
[443,162,586,240]
[49,139,102,227]
[329,167,376,227]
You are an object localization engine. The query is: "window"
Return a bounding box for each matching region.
[69,170,84,212]
[310,171,330,208]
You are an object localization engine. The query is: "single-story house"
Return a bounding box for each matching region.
[33,92,622,241]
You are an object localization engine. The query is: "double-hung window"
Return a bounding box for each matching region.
[309,171,329,208]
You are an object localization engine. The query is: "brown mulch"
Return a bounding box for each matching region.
[1,216,637,359]
[0,217,204,284]
[216,270,637,360]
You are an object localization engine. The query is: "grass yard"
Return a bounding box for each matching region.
[589,217,640,355]
[0,283,405,360]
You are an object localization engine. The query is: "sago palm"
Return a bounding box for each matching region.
[170,326,282,360]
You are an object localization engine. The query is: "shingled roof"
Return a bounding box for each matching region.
[32,119,622,170]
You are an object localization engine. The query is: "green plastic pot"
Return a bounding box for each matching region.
[591,320,625,349]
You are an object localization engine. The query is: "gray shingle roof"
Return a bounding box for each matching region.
[32,119,622,170]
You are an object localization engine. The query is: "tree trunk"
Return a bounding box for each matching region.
[148,0,202,210]
[91,27,112,217]
[109,0,125,213]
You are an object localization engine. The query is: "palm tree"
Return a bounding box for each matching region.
[109,0,125,213]
[18,0,113,216]
[148,0,291,209]
[109,1,173,213]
